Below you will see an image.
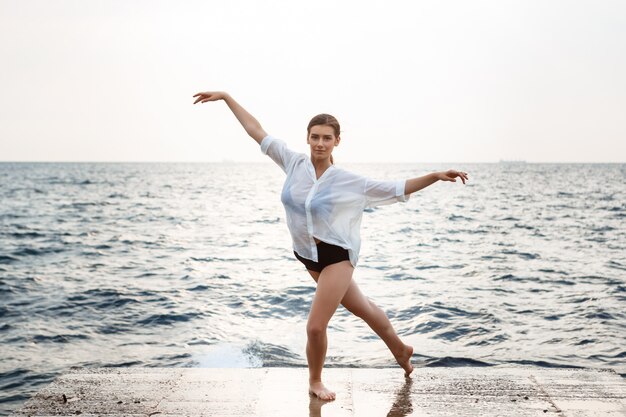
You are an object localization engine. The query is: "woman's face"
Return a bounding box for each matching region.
[307,124,340,162]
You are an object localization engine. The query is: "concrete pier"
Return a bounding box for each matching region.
[10,366,626,416]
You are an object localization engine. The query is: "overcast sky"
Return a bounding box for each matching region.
[1,0,624,163]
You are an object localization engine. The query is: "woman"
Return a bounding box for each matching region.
[193,91,469,401]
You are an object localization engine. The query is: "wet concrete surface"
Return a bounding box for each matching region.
[10,366,626,416]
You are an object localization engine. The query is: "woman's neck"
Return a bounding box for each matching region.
[310,156,332,179]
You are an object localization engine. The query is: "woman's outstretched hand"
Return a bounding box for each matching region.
[192,91,267,143]
[193,91,227,104]
[437,170,469,184]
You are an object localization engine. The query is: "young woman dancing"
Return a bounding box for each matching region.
[193,91,469,401]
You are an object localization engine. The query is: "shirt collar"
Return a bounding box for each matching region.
[307,158,335,182]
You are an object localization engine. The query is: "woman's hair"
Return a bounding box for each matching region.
[307,114,340,165]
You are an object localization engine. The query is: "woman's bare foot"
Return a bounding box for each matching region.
[309,380,336,401]
[395,344,414,376]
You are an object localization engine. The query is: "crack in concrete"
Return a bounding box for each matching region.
[529,374,566,417]
[148,371,184,417]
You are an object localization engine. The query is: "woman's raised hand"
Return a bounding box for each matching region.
[192,91,226,104]
[437,170,469,184]
[193,91,267,143]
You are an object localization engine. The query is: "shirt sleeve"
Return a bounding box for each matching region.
[259,135,301,174]
[364,178,410,209]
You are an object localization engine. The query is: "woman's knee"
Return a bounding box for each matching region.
[344,296,375,319]
[306,321,327,339]
[345,303,369,319]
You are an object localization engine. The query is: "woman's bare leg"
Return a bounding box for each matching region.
[306,261,354,401]
[341,279,414,375]
[307,270,414,376]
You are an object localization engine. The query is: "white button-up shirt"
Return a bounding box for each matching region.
[260,135,410,268]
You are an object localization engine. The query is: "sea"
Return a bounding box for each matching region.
[0,161,624,415]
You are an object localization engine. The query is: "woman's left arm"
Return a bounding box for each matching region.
[404,170,469,195]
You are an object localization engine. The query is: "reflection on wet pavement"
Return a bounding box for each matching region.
[309,376,414,417]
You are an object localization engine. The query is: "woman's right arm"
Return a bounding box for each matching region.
[193,91,267,144]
